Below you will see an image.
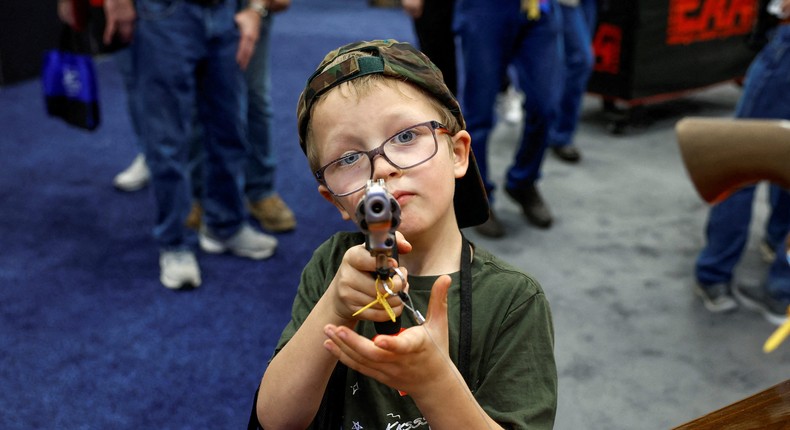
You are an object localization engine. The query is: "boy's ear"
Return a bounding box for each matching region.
[451,130,472,179]
[318,185,353,221]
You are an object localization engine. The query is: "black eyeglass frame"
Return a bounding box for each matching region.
[314,120,449,197]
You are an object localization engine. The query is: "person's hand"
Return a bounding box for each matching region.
[326,237,411,323]
[57,0,76,27]
[234,8,261,70]
[322,274,454,398]
[266,0,291,13]
[401,0,424,18]
[103,0,136,45]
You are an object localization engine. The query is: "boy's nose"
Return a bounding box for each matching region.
[371,155,401,180]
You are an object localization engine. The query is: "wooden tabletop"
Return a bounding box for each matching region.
[673,380,790,429]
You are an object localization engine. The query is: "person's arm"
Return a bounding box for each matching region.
[103,0,136,45]
[322,275,505,429]
[257,240,408,428]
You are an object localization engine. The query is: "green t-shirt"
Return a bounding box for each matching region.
[274,232,557,429]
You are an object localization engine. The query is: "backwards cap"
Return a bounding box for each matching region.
[296,39,489,228]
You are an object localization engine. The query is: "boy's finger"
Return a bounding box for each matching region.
[426,275,451,324]
[325,325,393,364]
[394,231,412,255]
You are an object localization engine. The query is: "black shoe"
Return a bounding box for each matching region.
[694,282,738,313]
[733,284,790,326]
[474,210,505,238]
[551,145,581,163]
[505,184,552,229]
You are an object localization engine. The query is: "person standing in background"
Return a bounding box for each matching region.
[694,0,790,325]
[455,0,563,238]
[131,0,278,289]
[187,0,297,234]
[546,0,595,164]
[113,0,297,234]
[400,0,525,125]
[239,0,296,233]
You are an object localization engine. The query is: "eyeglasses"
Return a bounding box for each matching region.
[314,120,448,197]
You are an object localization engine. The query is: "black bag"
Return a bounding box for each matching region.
[41,25,100,131]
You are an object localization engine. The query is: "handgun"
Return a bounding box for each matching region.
[355,179,403,334]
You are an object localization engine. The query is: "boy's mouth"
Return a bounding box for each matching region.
[392,191,413,205]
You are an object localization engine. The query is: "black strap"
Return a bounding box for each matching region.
[458,234,473,388]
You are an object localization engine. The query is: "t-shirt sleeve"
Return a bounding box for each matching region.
[471,256,557,429]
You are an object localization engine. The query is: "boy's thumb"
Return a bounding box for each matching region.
[426,275,451,323]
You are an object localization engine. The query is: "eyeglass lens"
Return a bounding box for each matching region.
[322,122,440,196]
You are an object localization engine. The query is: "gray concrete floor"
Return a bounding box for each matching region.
[462,84,790,429]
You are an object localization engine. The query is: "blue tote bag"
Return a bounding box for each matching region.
[41,26,100,131]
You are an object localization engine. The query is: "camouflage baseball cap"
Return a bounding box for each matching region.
[296,39,489,228]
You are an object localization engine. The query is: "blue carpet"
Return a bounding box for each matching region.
[0,1,415,427]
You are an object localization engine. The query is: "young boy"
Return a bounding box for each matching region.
[250,40,557,429]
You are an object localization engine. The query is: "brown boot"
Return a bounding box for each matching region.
[248,194,296,232]
[185,201,203,230]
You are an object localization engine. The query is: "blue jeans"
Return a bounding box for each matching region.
[547,2,594,148]
[113,48,144,151]
[580,0,596,32]
[191,15,277,203]
[456,0,562,201]
[243,14,277,202]
[134,0,249,250]
[695,25,790,299]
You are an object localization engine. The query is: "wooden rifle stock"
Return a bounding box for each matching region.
[676,117,790,204]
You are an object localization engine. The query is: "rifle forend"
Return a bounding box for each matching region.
[676,117,790,204]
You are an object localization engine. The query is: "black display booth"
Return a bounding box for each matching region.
[589,0,758,132]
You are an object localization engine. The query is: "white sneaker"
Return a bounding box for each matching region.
[495,85,524,125]
[159,250,202,289]
[199,224,277,260]
[113,154,150,192]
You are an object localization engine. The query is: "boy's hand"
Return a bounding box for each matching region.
[322,275,454,398]
[328,243,408,323]
[328,232,411,323]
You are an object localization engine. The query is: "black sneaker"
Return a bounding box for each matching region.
[551,145,581,163]
[733,284,790,326]
[694,282,738,313]
[505,184,552,229]
[474,210,505,238]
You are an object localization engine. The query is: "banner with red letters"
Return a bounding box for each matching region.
[589,0,758,102]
